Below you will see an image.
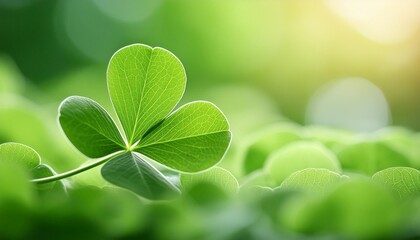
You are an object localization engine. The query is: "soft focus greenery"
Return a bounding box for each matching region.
[1,1,420,239]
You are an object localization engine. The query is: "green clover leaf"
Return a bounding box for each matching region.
[101,152,180,200]
[0,142,65,194]
[57,44,231,199]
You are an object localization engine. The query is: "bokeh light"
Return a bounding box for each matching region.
[306,77,390,132]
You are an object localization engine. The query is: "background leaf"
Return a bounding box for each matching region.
[372,167,420,199]
[279,168,347,193]
[240,123,301,175]
[317,180,401,239]
[240,169,276,189]
[135,101,231,172]
[337,140,412,175]
[180,167,239,195]
[59,96,125,158]
[101,152,180,200]
[30,164,67,195]
[107,44,186,145]
[0,142,40,170]
[264,141,341,185]
[279,180,401,239]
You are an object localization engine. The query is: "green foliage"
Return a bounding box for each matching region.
[63,186,146,238]
[337,140,412,175]
[0,142,65,198]
[372,167,420,199]
[265,141,341,185]
[2,40,420,239]
[0,142,40,170]
[181,167,239,196]
[279,180,401,239]
[240,124,301,174]
[0,161,33,239]
[240,169,276,189]
[279,168,347,193]
[0,144,42,239]
[317,180,401,239]
[57,44,231,199]
[31,164,66,195]
[1,122,420,239]
[302,126,354,151]
[0,95,85,170]
[0,161,34,206]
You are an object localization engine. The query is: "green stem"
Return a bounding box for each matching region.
[31,151,125,184]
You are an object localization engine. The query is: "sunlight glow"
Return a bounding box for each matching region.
[327,0,420,44]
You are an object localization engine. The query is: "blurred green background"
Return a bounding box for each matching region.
[1,1,420,239]
[2,0,420,129]
[2,0,420,176]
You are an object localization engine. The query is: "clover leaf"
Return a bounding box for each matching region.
[59,96,126,158]
[101,152,180,200]
[54,44,231,200]
[0,142,65,194]
[107,45,186,146]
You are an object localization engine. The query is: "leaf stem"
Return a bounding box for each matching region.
[31,151,125,184]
